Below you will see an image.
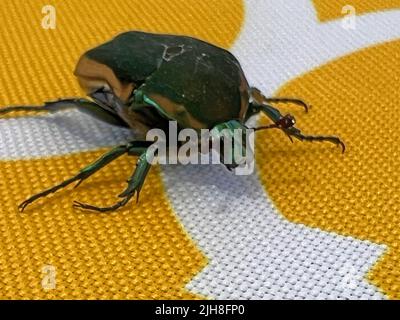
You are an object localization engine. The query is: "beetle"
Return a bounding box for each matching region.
[0,31,344,212]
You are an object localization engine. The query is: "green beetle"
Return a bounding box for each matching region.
[0,31,344,212]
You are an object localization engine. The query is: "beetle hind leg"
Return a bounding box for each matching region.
[0,99,78,115]
[0,98,128,128]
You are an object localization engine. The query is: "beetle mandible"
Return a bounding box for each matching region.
[0,31,345,212]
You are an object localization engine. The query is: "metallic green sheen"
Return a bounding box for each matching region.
[85,31,249,128]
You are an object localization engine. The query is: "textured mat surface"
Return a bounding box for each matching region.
[0,0,399,299]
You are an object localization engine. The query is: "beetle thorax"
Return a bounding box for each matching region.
[74,55,135,103]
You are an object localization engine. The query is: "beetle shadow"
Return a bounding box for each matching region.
[159,142,346,216]
[160,162,262,212]
[36,110,134,148]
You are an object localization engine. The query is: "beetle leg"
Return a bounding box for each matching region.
[284,126,346,153]
[89,87,126,114]
[18,144,133,212]
[262,97,309,113]
[73,148,152,213]
[250,87,309,112]
[253,103,345,152]
[0,99,80,115]
[255,103,286,123]
[250,103,294,142]
[0,98,128,127]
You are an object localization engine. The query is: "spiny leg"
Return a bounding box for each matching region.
[0,97,128,127]
[250,103,295,142]
[250,87,309,112]
[262,97,310,113]
[0,99,78,115]
[253,103,345,152]
[284,126,346,153]
[18,144,131,212]
[73,148,152,213]
[255,103,289,124]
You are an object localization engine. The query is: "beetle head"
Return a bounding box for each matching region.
[210,120,253,171]
[276,114,296,129]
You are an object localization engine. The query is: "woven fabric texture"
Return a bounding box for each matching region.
[0,0,399,299]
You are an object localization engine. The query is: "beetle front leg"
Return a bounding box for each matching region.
[73,148,152,213]
[253,103,345,152]
[250,87,309,112]
[250,103,296,142]
[283,126,346,153]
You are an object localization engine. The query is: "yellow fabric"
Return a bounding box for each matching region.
[0,0,244,107]
[0,0,243,299]
[0,151,207,299]
[313,0,400,21]
[256,40,400,299]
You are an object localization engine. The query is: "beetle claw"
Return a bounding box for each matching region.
[72,198,129,213]
[136,191,140,203]
[285,133,294,143]
[337,139,346,153]
[18,201,29,213]
[73,179,84,189]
